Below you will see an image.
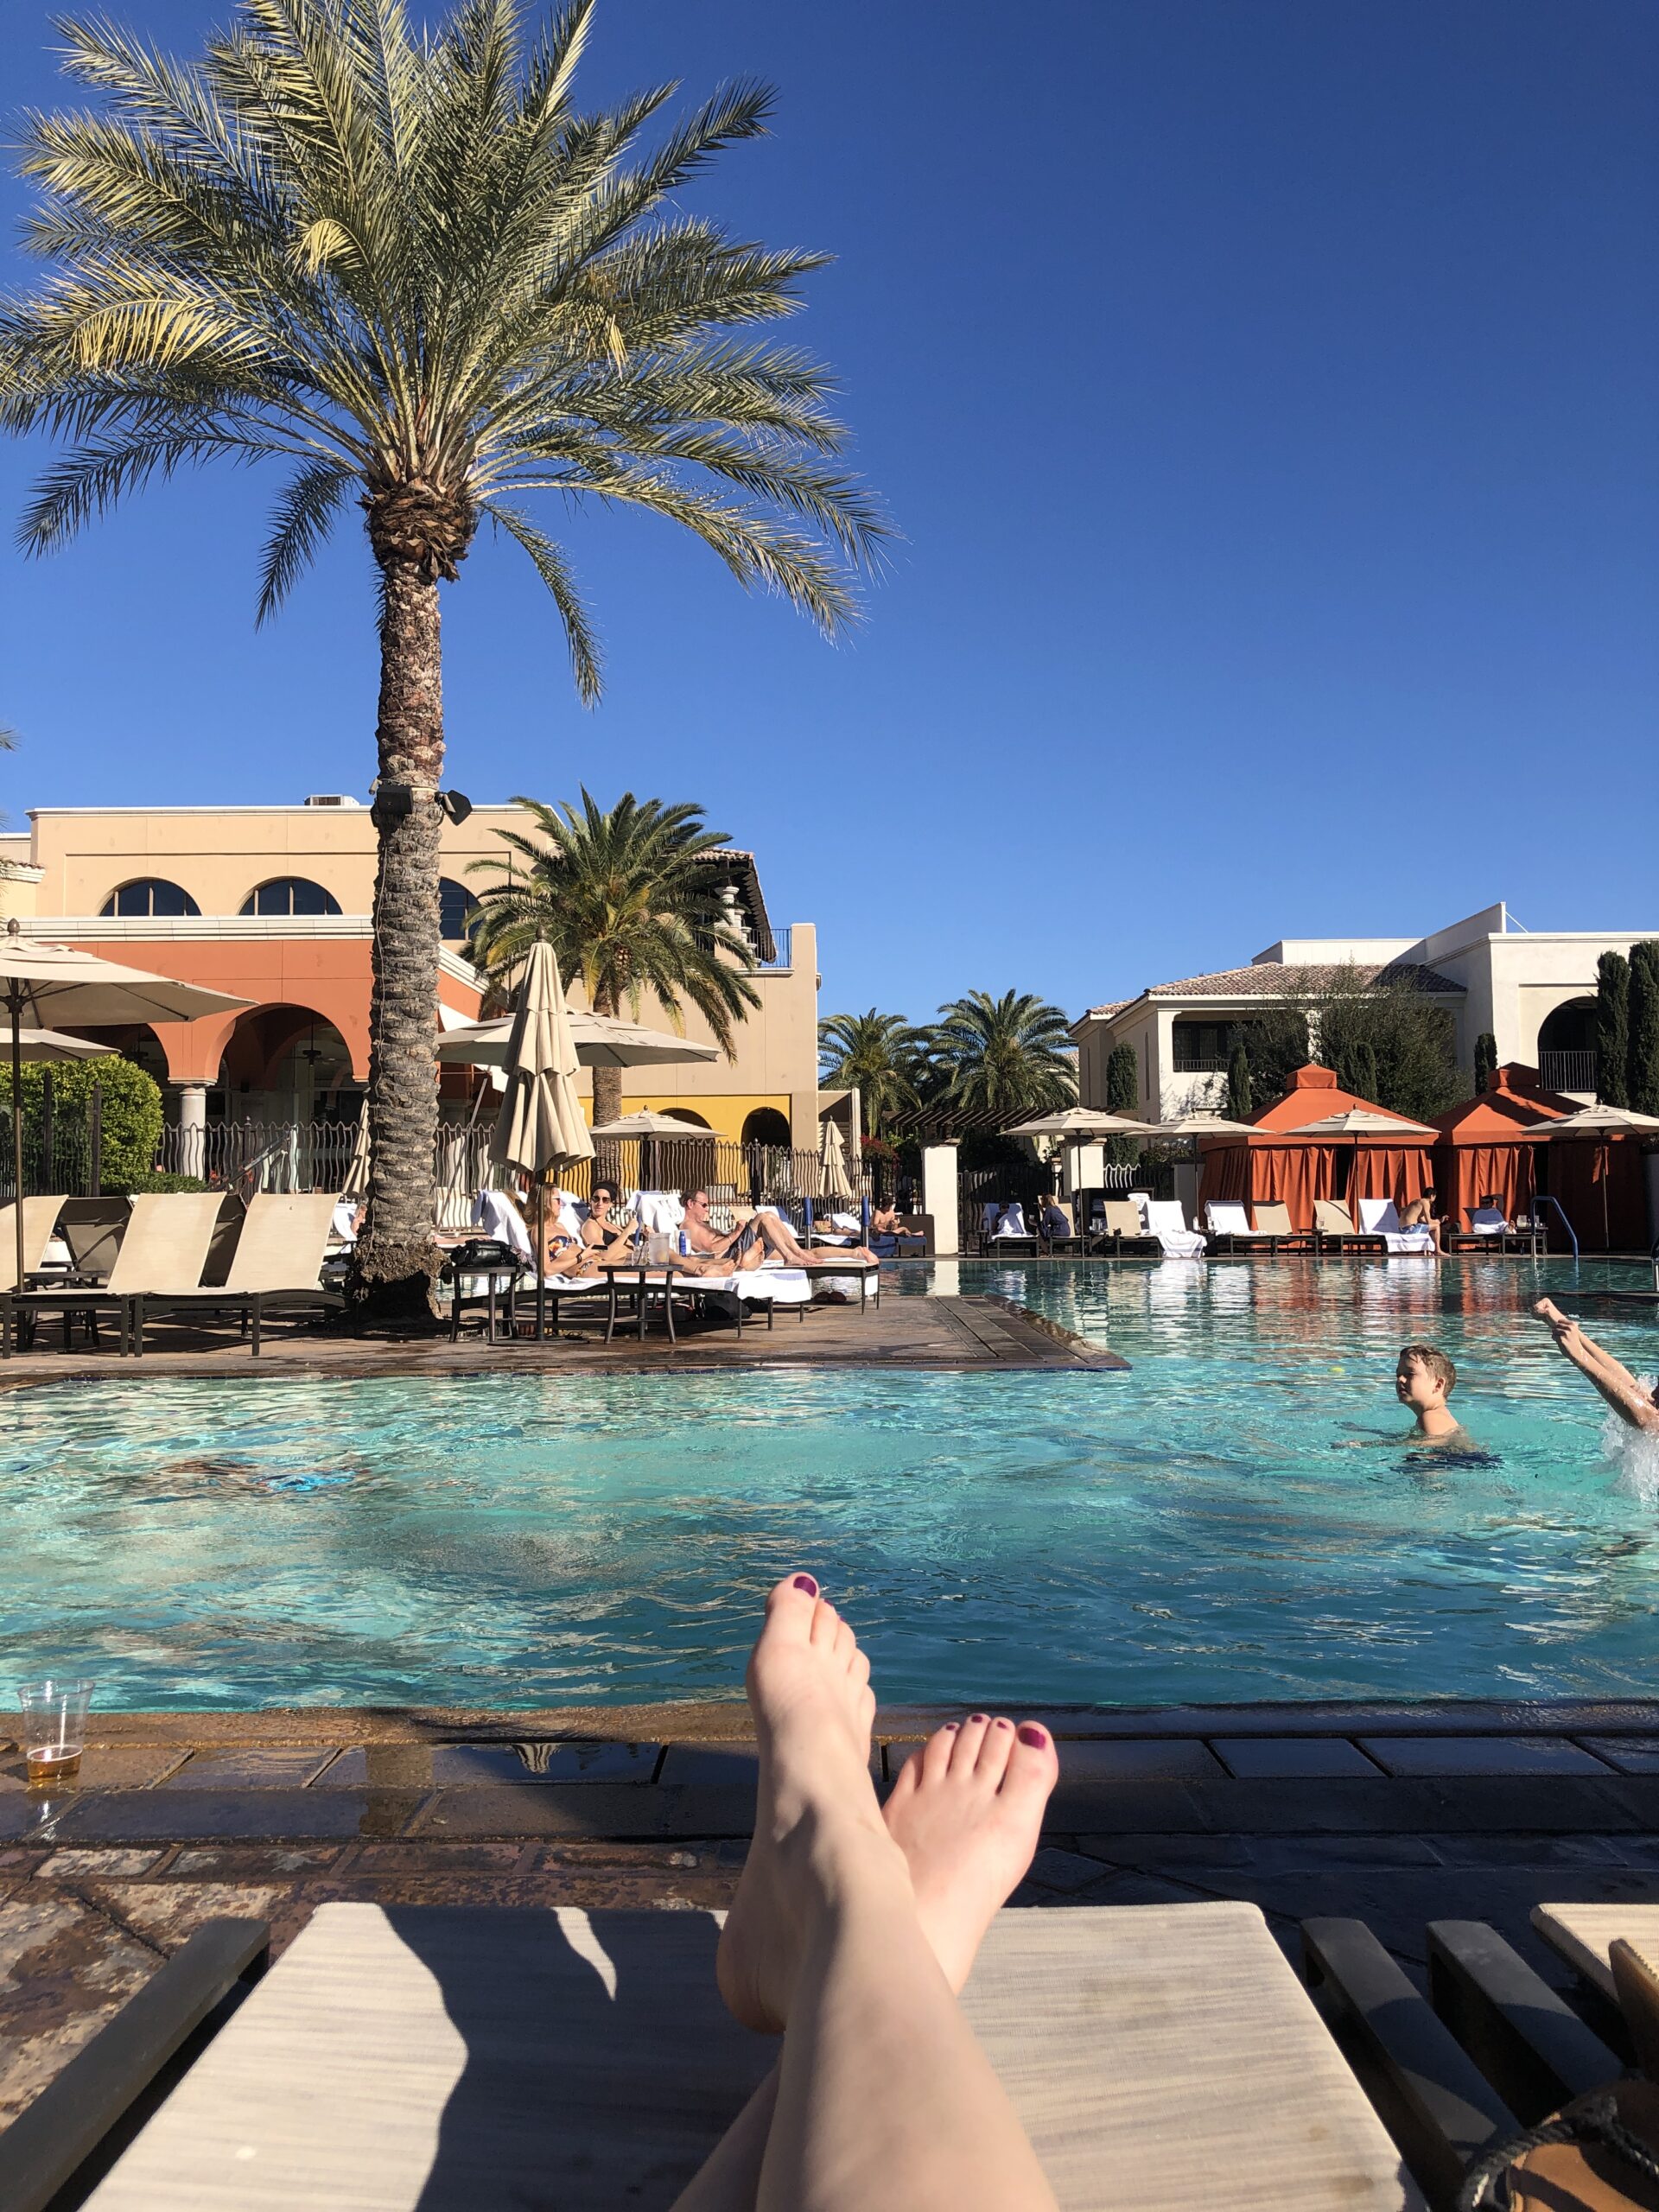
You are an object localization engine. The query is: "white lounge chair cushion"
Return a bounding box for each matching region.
[470,1188,533,1264]
[994,1203,1029,1237]
[1205,1202,1253,1236]
[81,1899,1421,2211]
[632,1191,685,1238]
[1356,1198,1434,1255]
[1469,1207,1508,1235]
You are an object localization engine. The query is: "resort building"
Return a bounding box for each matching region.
[1073,900,1655,1119]
[0,798,835,1151]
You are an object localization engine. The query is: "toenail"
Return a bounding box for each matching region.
[969,1713,988,1724]
[1017,1724,1047,1747]
[944,1720,959,1731]
[792,1574,818,1594]
[995,1717,1012,1729]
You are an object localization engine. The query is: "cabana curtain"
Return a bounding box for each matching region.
[1433,1141,1537,1230]
[1346,1145,1432,1208]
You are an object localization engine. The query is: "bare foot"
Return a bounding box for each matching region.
[882,1715,1061,1993]
[715,1575,893,2034]
[1534,1296,1567,1328]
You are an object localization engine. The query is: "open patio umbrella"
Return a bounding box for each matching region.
[1001,1106,1161,1139]
[12,1029,118,1063]
[589,1108,715,1194]
[0,924,250,1292]
[1545,1103,1659,1250]
[437,1010,721,1071]
[1147,1109,1257,1140]
[488,942,594,1340]
[1292,1109,1440,1138]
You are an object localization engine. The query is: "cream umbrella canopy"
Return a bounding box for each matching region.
[0,925,251,1293]
[437,1010,721,1071]
[13,1030,118,1063]
[1001,1106,1161,1139]
[488,942,594,1340]
[589,1108,715,1197]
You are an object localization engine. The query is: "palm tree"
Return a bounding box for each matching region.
[817,1009,925,1140]
[926,990,1076,1128]
[0,0,885,1313]
[467,791,760,1125]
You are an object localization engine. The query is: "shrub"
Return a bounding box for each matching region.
[1105,1043,1141,1162]
[123,1171,208,1194]
[1473,1032,1497,1095]
[0,1055,162,1192]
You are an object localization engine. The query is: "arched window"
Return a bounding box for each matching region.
[239,878,342,918]
[440,877,480,941]
[741,1107,791,1150]
[100,878,200,918]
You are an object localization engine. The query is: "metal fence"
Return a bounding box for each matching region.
[1540,1051,1598,1096]
[958,1158,1147,1250]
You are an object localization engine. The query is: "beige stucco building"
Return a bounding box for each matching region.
[0,797,835,1150]
[1073,901,1655,1118]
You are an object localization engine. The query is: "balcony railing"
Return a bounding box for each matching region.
[754,925,792,969]
[1540,1050,1598,1095]
[1170,1054,1230,1075]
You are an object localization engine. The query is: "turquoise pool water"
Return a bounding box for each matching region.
[4,1257,1658,1710]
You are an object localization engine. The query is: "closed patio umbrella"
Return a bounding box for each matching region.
[341,1097,372,1199]
[818,1117,854,1201]
[0,923,250,1293]
[489,942,594,1339]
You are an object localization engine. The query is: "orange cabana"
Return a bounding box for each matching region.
[1198,1065,1436,1231]
[1428,1065,1567,1230]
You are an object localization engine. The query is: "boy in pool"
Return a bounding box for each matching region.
[1394,1343,1474,1448]
[1533,1298,1659,1433]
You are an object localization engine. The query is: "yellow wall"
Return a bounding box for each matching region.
[21,803,827,1144]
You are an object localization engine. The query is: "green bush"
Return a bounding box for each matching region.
[123,1171,208,1193]
[1629,942,1659,1116]
[1105,1043,1141,1163]
[0,1055,162,1191]
[1473,1032,1497,1095]
[1225,1040,1252,1121]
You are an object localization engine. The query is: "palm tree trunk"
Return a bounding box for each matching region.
[351,553,445,1318]
[593,1062,623,1128]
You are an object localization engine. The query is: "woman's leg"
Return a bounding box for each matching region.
[674,1708,1060,2212]
[706,1578,1057,2212]
[1533,1300,1658,1428]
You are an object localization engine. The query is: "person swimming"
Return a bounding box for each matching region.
[1533,1298,1659,1434]
[1337,1342,1491,1459]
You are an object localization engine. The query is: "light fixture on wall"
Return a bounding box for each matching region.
[301,1026,321,1065]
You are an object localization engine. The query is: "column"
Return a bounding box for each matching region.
[922,1141,959,1255]
[173,1081,208,1183]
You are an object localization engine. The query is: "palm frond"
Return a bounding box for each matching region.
[480,500,601,701]
[257,455,353,619]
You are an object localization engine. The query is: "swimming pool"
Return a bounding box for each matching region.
[4,1258,1657,1710]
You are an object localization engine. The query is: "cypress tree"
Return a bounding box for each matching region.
[1106,1043,1141,1164]
[1628,943,1659,1116]
[1473,1032,1497,1095]
[1596,951,1630,1107]
[1226,1039,1253,1122]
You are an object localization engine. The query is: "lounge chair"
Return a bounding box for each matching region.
[1038,1199,1087,1254]
[1141,1197,1207,1259]
[13,1898,1423,2212]
[1444,1201,1542,1256]
[1313,1199,1388,1255]
[0,1196,68,1290]
[1203,1200,1311,1255]
[130,1192,346,1355]
[1,1192,232,1357]
[1096,1198,1160,1255]
[1355,1198,1436,1256]
[989,1201,1039,1256]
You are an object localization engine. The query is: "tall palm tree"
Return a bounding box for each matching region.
[927,989,1076,1128]
[817,1008,925,1140]
[0,0,885,1313]
[467,791,760,1125]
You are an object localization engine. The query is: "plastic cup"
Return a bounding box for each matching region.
[19,1678,94,1785]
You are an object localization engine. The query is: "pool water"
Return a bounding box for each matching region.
[4,1258,1658,1710]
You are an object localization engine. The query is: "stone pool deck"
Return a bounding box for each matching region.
[4,1698,1659,2132]
[0,1288,1127,1382]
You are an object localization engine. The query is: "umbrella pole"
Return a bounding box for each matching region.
[536,1180,546,1343]
[1602,1140,1610,1255]
[10,990,22,1295]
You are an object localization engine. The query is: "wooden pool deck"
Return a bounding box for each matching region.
[0,1288,1128,1383]
[4,1697,1659,2133]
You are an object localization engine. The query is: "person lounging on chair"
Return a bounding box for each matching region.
[1355,1197,1438,1256]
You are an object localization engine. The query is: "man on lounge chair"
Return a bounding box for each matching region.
[681,1189,880,1270]
[1535,1297,1659,1433]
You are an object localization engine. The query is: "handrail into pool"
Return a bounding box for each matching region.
[1532,1194,1578,1263]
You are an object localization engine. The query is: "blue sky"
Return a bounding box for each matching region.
[2,0,1656,1023]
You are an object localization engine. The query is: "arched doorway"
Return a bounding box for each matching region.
[1537,998,1599,1096]
[741,1107,791,1149]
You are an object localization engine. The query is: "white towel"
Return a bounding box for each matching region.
[330,1199,360,1243]
[1469,1206,1508,1236]
[632,1191,685,1238]
[993,1203,1029,1238]
[981,1201,1002,1236]
[1357,1197,1435,1255]
[471,1187,533,1264]
[1145,1199,1207,1259]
